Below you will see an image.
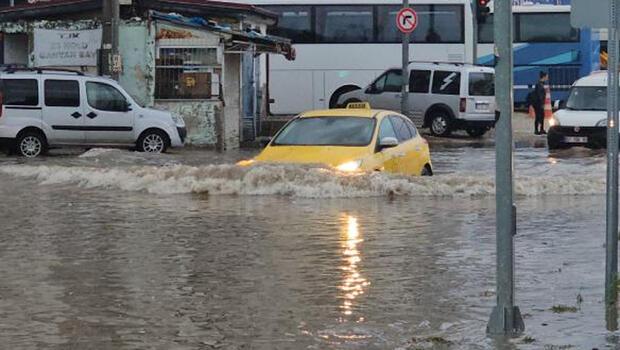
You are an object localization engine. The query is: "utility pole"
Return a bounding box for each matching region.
[487,0,524,337]
[101,0,120,79]
[401,0,410,116]
[605,0,619,313]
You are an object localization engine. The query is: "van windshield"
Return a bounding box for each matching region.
[469,72,494,96]
[566,87,607,111]
[273,117,375,146]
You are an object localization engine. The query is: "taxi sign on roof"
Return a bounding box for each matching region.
[346,102,371,110]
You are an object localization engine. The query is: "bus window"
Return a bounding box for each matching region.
[517,13,578,42]
[315,6,373,43]
[376,5,464,44]
[266,6,314,43]
[478,15,494,43]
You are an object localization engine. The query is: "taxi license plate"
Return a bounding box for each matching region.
[564,136,588,143]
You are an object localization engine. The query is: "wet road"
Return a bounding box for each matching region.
[0,140,616,349]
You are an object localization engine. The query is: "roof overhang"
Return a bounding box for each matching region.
[147,0,278,25]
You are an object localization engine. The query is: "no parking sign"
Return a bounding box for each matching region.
[396,8,418,34]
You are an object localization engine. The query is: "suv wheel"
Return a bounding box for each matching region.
[138,130,168,153]
[430,112,451,137]
[16,131,47,158]
[466,127,487,138]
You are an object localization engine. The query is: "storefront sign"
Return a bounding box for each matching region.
[33,28,102,67]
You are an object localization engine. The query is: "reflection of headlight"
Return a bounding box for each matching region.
[172,114,185,127]
[336,160,362,172]
[596,119,608,127]
[549,116,560,127]
[237,159,255,167]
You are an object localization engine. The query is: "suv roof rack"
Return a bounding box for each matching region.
[5,67,85,76]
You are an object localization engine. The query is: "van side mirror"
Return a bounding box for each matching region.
[378,137,399,151]
[124,102,133,112]
[366,85,378,94]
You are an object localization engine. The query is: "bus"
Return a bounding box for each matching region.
[250,1,597,114]
[477,5,599,106]
[249,0,475,115]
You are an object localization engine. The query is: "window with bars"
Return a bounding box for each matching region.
[155,47,221,100]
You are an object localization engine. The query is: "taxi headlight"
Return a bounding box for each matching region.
[336,160,362,173]
[596,118,608,127]
[237,159,256,167]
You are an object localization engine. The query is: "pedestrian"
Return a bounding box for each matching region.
[531,71,549,135]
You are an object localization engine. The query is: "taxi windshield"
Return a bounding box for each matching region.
[273,117,376,146]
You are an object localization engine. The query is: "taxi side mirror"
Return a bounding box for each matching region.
[258,136,272,148]
[378,137,399,151]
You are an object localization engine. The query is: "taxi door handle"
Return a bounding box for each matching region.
[395,152,406,157]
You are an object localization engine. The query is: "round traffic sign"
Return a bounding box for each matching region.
[396,8,418,34]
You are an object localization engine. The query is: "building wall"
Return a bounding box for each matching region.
[154,101,219,145]
[3,33,27,64]
[119,22,155,108]
[223,53,241,150]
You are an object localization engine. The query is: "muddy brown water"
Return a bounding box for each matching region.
[0,143,617,349]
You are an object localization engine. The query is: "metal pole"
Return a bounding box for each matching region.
[101,0,120,79]
[401,0,410,116]
[606,0,619,314]
[472,2,478,65]
[487,0,524,337]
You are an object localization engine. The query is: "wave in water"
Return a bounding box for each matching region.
[0,164,605,198]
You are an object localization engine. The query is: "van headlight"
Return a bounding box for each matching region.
[597,118,608,127]
[172,113,185,127]
[549,116,560,127]
[336,160,362,173]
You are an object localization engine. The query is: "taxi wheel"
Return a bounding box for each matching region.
[429,112,452,137]
[421,165,433,176]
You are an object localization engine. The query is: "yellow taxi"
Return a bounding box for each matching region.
[245,103,433,176]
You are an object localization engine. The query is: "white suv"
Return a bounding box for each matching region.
[338,62,496,138]
[0,68,186,157]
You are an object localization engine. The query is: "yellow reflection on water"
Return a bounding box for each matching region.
[339,215,370,321]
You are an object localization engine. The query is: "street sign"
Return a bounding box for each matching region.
[396,8,418,34]
[571,0,620,29]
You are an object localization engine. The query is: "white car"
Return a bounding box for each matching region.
[337,62,497,138]
[548,71,608,149]
[0,68,186,157]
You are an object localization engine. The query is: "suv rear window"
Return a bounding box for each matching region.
[469,72,495,96]
[2,79,39,106]
[432,71,460,95]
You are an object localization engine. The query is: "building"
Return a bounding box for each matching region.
[0,0,293,149]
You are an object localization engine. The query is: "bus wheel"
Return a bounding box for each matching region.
[329,86,361,108]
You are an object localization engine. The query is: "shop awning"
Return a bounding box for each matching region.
[151,11,294,60]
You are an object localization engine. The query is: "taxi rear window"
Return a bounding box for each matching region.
[273,117,375,146]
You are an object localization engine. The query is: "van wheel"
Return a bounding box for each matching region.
[466,127,487,138]
[137,129,169,153]
[429,112,452,137]
[16,131,47,158]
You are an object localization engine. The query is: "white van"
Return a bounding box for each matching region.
[337,62,496,138]
[0,68,186,157]
[548,71,608,149]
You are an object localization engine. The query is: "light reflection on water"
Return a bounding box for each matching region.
[339,215,370,322]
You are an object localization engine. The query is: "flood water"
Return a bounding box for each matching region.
[0,141,617,349]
